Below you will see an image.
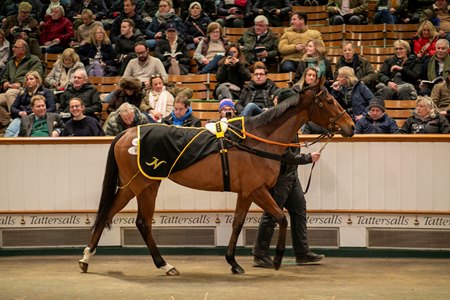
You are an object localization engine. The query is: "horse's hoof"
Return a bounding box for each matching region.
[273,261,281,270]
[273,258,282,270]
[79,261,89,273]
[231,265,245,274]
[166,267,180,276]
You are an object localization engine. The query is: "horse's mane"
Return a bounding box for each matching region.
[244,89,307,129]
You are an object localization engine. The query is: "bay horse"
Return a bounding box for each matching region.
[79,85,354,275]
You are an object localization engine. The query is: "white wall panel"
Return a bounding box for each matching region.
[1,138,449,213]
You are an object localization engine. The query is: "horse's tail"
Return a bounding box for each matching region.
[93,131,127,231]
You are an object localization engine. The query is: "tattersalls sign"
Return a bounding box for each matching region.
[1,213,449,249]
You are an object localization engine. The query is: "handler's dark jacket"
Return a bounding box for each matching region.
[281,136,313,179]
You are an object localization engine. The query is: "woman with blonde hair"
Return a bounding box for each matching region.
[5,71,56,137]
[45,48,85,90]
[411,20,439,61]
[78,25,116,76]
[331,66,373,121]
[293,39,333,89]
[400,96,450,133]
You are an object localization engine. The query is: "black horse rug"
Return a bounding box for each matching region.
[137,119,245,179]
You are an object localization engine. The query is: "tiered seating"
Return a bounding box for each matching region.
[384,100,416,127]
[190,101,220,125]
[167,74,213,100]
[385,24,417,45]
[360,46,395,72]
[291,6,328,25]
[344,24,386,47]
[41,53,60,75]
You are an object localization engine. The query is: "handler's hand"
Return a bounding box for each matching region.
[311,152,321,163]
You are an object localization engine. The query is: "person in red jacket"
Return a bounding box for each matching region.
[39,6,73,54]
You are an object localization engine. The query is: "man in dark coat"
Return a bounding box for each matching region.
[59,69,102,118]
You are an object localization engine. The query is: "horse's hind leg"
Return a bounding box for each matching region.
[135,182,179,276]
[225,194,252,274]
[79,187,134,272]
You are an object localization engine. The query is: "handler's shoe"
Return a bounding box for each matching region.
[253,255,273,268]
[296,251,324,264]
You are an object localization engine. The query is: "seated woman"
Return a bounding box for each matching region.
[108,77,145,113]
[39,5,73,54]
[331,66,374,121]
[78,25,117,77]
[45,48,85,91]
[194,22,230,74]
[0,29,10,75]
[145,0,186,49]
[215,43,251,100]
[410,20,439,63]
[377,39,421,101]
[62,98,105,136]
[5,71,56,137]
[70,9,103,48]
[400,96,450,133]
[184,1,212,50]
[154,23,191,75]
[139,74,174,122]
[293,39,333,90]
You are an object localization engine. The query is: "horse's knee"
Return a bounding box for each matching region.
[135,215,150,233]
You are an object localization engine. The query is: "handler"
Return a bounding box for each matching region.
[252,88,324,267]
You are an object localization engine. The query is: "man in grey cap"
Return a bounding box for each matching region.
[354,97,399,134]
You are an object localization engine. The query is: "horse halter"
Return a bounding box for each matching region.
[311,87,346,135]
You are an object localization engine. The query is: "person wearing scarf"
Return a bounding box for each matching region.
[293,39,333,90]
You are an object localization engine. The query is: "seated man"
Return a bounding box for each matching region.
[0,39,43,129]
[2,2,40,42]
[237,15,280,70]
[59,69,102,119]
[123,41,167,88]
[103,102,149,136]
[430,67,450,122]
[421,0,450,40]
[162,94,202,127]
[236,62,280,116]
[18,95,64,137]
[354,98,399,134]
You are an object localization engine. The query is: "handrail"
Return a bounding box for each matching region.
[1,135,450,145]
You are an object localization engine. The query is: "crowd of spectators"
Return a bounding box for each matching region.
[0,0,449,136]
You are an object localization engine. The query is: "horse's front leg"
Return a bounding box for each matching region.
[79,187,135,273]
[226,194,252,274]
[135,183,179,276]
[252,189,287,270]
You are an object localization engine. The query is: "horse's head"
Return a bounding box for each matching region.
[301,85,354,137]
